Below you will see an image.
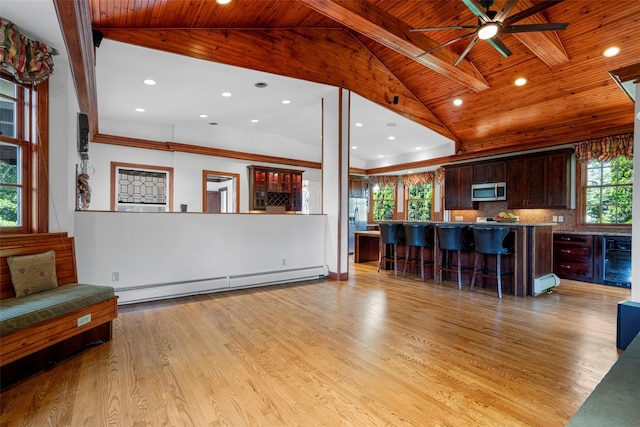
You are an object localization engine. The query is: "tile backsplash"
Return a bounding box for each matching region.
[449,202,631,235]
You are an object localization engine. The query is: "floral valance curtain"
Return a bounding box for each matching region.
[1,18,54,85]
[370,175,398,187]
[574,132,634,164]
[434,167,445,184]
[400,171,435,186]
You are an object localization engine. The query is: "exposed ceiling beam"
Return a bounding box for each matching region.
[296,0,490,92]
[53,0,99,136]
[509,0,569,67]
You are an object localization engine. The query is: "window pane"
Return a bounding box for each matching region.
[0,186,21,226]
[0,99,16,138]
[0,143,20,184]
[585,157,632,225]
[587,167,601,186]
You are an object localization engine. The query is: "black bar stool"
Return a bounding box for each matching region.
[469,225,515,298]
[435,224,474,289]
[402,223,435,281]
[378,222,405,276]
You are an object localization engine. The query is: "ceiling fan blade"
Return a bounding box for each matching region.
[495,0,520,22]
[454,36,480,66]
[500,23,569,34]
[461,0,491,23]
[417,31,478,58]
[503,0,565,26]
[410,25,478,32]
[486,36,512,58]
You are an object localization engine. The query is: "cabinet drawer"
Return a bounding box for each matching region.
[554,261,593,278]
[554,234,593,244]
[554,245,591,259]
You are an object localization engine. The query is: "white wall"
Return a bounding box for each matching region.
[632,83,639,303]
[47,52,79,234]
[74,211,328,303]
[84,143,322,213]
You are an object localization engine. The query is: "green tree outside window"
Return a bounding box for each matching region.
[407,183,433,221]
[373,185,394,221]
[585,156,633,224]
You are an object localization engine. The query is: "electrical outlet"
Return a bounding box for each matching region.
[558,216,564,222]
[454,216,464,222]
[77,313,91,327]
[552,216,558,222]
[112,272,119,281]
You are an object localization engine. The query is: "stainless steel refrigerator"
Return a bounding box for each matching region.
[348,197,368,254]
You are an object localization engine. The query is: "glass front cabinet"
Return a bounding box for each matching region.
[248,166,303,212]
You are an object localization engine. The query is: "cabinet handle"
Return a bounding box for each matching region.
[560,264,571,269]
[560,237,571,241]
[560,249,571,254]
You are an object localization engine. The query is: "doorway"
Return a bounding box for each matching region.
[202,170,240,213]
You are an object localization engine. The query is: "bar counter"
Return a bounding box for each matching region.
[354,221,555,297]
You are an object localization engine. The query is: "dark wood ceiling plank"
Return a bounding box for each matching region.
[100,27,458,142]
[296,0,490,92]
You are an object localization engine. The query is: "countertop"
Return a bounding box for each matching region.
[379,221,556,227]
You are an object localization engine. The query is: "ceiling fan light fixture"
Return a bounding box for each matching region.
[478,23,499,40]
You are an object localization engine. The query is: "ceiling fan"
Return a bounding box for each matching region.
[411,0,568,66]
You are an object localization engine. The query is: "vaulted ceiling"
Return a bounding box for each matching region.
[60,0,639,172]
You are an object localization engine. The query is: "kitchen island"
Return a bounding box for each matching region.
[364,221,555,297]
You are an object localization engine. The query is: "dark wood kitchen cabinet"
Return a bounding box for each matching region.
[349,176,365,198]
[248,166,303,212]
[444,164,476,210]
[508,151,570,209]
[553,233,603,283]
[473,160,506,184]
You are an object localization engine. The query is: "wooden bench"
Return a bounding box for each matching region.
[1,233,118,387]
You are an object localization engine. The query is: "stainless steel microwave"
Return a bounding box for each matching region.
[471,182,507,202]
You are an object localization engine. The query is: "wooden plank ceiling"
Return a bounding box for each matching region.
[86,0,639,163]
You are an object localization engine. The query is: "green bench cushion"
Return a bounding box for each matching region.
[0,284,115,335]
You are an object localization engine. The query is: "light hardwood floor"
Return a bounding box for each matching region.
[1,261,631,426]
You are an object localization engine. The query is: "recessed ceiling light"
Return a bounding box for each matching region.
[378,154,384,158]
[200,114,208,118]
[282,99,291,104]
[216,0,232,4]
[143,79,156,85]
[352,146,358,149]
[603,46,620,57]
[135,108,145,112]
[415,147,422,150]
[388,136,395,140]
[355,122,363,127]
[514,77,527,86]
[453,98,463,106]
[221,92,232,97]
[251,119,259,123]
[386,122,397,127]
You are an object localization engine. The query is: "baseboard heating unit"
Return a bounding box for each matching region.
[534,273,560,295]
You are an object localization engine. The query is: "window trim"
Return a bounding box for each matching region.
[576,159,632,228]
[369,184,396,223]
[110,162,174,212]
[404,182,433,222]
[0,74,48,233]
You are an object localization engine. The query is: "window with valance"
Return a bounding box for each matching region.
[1,18,55,86]
[574,133,634,225]
[401,172,435,222]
